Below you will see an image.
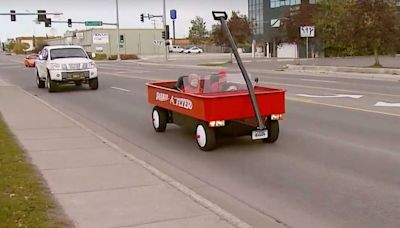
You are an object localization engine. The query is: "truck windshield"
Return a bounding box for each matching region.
[50,48,88,60]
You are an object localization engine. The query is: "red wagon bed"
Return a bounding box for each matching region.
[147,81,285,122]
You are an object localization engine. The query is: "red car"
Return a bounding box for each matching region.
[24,54,38,67]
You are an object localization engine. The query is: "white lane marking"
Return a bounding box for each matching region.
[297,94,364,99]
[0,78,11,86]
[286,97,400,117]
[111,86,131,92]
[301,79,337,83]
[261,80,400,98]
[374,101,400,107]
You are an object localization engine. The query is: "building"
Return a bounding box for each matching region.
[249,0,321,58]
[46,28,164,57]
[13,36,60,52]
[249,0,400,57]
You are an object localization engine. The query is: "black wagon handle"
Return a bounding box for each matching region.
[212,11,228,21]
[212,11,266,130]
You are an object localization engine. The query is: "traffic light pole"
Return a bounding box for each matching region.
[163,0,168,61]
[0,12,62,16]
[116,0,121,61]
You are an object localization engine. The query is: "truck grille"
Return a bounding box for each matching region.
[61,71,89,80]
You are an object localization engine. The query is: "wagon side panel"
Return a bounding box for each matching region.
[203,91,285,121]
[147,85,206,121]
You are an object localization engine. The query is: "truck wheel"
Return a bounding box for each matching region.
[89,78,98,90]
[152,107,168,132]
[36,73,45,88]
[75,81,82,86]
[263,120,279,143]
[47,74,57,93]
[195,122,217,151]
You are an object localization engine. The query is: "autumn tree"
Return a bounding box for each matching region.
[6,40,16,52]
[188,16,209,45]
[348,0,400,66]
[211,11,252,47]
[13,42,30,54]
[314,0,354,56]
[278,3,317,43]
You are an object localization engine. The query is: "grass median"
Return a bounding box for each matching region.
[0,117,70,227]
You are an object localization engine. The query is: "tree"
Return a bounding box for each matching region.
[349,0,400,66]
[33,40,48,53]
[13,42,30,54]
[6,40,16,52]
[279,3,317,44]
[314,0,354,56]
[211,11,252,47]
[188,16,208,45]
[315,0,400,61]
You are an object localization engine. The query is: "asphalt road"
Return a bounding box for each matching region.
[1,53,400,228]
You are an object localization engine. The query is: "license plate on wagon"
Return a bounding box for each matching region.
[252,129,268,140]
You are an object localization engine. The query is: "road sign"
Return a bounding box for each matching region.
[85,21,103,26]
[300,26,315,38]
[170,9,177,20]
[92,33,109,44]
[153,40,164,46]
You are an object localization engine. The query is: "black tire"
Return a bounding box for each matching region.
[263,120,279,143]
[75,81,82,86]
[195,122,217,151]
[47,73,57,93]
[89,78,98,90]
[36,73,45,88]
[152,107,168,132]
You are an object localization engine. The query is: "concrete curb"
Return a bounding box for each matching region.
[18,87,252,228]
[286,64,400,76]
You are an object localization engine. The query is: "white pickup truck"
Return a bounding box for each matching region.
[35,45,98,92]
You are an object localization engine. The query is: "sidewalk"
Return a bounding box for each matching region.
[0,81,250,228]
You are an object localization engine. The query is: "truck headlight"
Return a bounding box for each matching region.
[49,63,62,70]
[88,61,96,69]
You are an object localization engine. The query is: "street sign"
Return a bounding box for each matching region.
[153,40,164,46]
[92,33,109,44]
[85,21,103,26]
[170,9,177,20]
[300,26,315,38]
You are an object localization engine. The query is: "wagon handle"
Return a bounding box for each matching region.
[212,11,228,20]
[212,11,265,130]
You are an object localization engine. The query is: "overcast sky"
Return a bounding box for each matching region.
[0,0,247,41]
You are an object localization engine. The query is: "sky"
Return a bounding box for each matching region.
[0,0,248,42]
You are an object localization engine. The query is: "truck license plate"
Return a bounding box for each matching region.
[72,74,80,79]
[252,129,268,140]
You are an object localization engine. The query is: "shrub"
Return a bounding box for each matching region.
[120,54,139,60]
[92,53,107,60]
[108,55,117,60]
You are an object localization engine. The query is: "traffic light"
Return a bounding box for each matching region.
[162,31,166,39]
[140,13,144,22]
[165,25,170,39]
[67,19,72,27]
[10,10,16,21]
[119,35,124,43]
[45,18,52,27]
[37,10,46,22]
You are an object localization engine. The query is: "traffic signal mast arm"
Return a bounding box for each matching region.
[140,13,163,22]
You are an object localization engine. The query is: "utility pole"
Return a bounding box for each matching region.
[163,0,168,61]
[116,0,121,60]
